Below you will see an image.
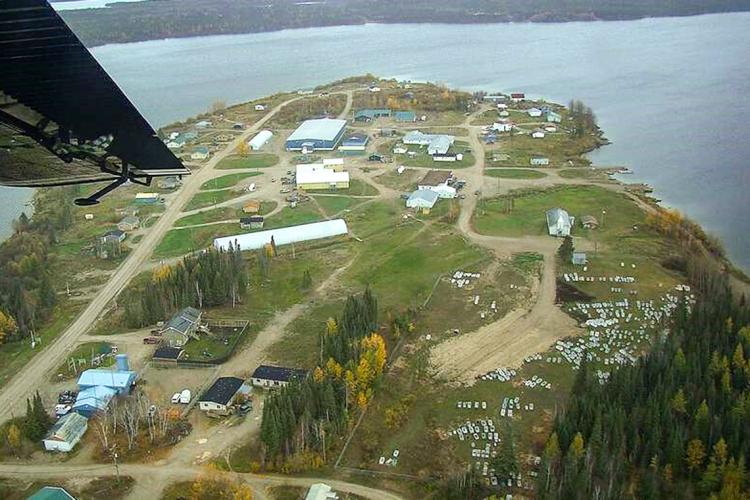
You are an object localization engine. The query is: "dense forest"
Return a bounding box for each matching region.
[0,189,74,344]
[58,0,750,47]
[260,288,387,470]
[536,258,750,499]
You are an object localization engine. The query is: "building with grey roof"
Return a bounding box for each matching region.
[43,412,88,452]
[162,306,202,348]
[406,189,439,210]
[286,118,347,152]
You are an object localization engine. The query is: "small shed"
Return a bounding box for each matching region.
[531,130,546,139]
[394,111,416,122]
[100,229,126,245]
[530,156,550,166]
[43,412,88,452]
[240,216,264,229]
[581,215,599,229]
[572,252,588,266]
[117,215,140,232]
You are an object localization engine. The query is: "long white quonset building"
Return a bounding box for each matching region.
[285,118,347,152]
[248,130,273,150]
[214,219,349,251]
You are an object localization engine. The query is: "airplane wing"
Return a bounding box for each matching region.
[0,0,189,200]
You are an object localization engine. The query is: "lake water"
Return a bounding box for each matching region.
[3,15,749,269]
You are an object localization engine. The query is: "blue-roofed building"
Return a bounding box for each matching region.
[394,111,416,122]
[27,486,76,500]
[286,119,347,152]
[77,368,137,395]
[354,108,391,122]
[338,134,370,153]
[72,385,117,418]
[546,110,562,123]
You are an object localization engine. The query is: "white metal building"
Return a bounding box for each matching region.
[406,189,439,209]
[248,130,273,150]
[296,163,350,190]
[43,413,88,452]
[285,118,347,151]
[213,219,349,251]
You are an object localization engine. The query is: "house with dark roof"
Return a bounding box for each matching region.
[240,216,264,229]
[100,229,126,245]
[152,346,184,362]
[198,377,248,414]
[251,365,308,388]
[162,307,202,348]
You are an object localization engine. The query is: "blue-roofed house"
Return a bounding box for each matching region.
[77,369,137,395]
[338,134,370,153]
[72,385,117,417]
[394,111,416,122]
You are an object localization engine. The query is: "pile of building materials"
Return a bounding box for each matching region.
[451,270,480,288]
[478,367,516,382]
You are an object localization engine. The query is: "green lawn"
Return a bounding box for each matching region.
[474,185,644,238]
[153,223,239,259]
[485,168,547,179]
[401,141,475,170]
[216,153,279,170]
[373,169,421,192]
[184,189,240,211]
[265,205,324,229]
[200,172,261,190]
[313,196,367,217]
[304,178,378,197]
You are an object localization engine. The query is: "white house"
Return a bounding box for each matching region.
[406,189,439,210]
[393,146,408,154]
[43,412,88,452]
[492,121,513,133]
[496,103,508,110]
[254,104,266,111]
[195,120,212,129]
[544,124,557,133]
[528,108,543,118]
[546,208,574,237]
[530,156,550,166]
[198,377,248,414]
[499,110,510,117]
[251,365,307,388]
[306,483,338,500]
[417,170,456,198]
[368,86,381,93]
[531,130,546,139]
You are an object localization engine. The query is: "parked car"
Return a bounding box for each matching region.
[143,337,160,345]
[238,403,252,414]
[171,393,181,404]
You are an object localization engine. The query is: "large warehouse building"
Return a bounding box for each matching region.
[286,118,347,152]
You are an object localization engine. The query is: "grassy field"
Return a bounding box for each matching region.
[485,168,547,179]
[153,223,239,259]
[304,178,378,197]
[264,204,325,229]
[216,153,279,170]
[184,189,241,211]
[474,185,684,299]
[0,300,84,389]
[51,341,114,381]
[200,172,261,190]
[174,202,277,228]
[558,168,611,180]
[181,325,246,362]
[401,141,475,170]
[484,131,599,168]
[313,195,368,217]
[373,170,421,193]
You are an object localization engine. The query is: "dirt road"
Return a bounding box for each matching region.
[0,462,404,500]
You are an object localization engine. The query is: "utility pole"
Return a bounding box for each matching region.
[601,209,606,228]
[111,446,121,483]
